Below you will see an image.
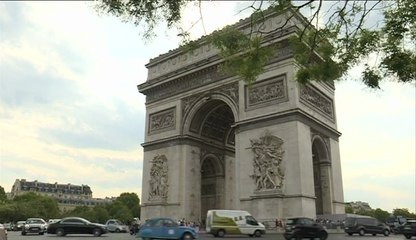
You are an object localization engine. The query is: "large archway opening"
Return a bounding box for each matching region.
[189,99,235,222]
[312,137,331,215]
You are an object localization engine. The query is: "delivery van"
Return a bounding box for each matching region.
[206,210,266,237]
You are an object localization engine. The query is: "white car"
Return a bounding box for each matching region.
[105,219,128,233]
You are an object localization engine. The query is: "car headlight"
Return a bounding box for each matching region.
[25,225,29,229]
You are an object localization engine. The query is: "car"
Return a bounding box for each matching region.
[344,216,390,236]
[46,217,108,237]
[138,217,198,240]
[0,223,8,240]
[283,217,328,240]
[13,221,25,231]
[206,210,266,237]
[105,219,129,233]
[1,224,11,232]
[386,216,407,233]
[21,218,47,235]
[398,219,416,239]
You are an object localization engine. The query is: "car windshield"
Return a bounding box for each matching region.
[27,219,43,224]
[286,219,296,225]
[345,218,356,226]
[114,220,123,225]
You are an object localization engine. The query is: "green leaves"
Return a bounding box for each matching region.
[210,26,275,84]
[95,0,415,89]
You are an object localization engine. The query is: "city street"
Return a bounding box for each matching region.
[5,231,409,240]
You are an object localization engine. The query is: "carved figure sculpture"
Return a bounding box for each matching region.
[249,131,285,190]
[148,154,169,201]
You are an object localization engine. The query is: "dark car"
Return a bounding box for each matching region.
[344,216,390,236]
[398,219,416,239]
[46,217,108,237]
[13,221,25,231]
[21,218,47,235]
[283,217,328,240]
[386,216,407,233]
[138,217,197,240]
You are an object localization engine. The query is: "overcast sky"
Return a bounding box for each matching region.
[0,1,414,213]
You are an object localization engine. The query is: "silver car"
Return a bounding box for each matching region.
[105,219,128,233]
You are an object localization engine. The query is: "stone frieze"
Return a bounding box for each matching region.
[148,107,176,134]
[300,85,334,120]
[249,131,285,191]
[246,76,287,109]
[148,154,169,201]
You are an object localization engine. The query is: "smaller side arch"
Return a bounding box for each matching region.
[311,135,330,165]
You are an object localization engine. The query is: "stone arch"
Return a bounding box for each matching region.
[312,134,332,215]
[200,153,225,224]
[182,92,238,138]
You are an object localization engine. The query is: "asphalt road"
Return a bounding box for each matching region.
[5,231,410,240]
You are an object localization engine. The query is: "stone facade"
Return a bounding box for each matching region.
[138,9,345,223]
[10,179,113,211]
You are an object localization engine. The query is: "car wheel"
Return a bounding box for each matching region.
[319,231,328,240]
[404,234,412,239]
[347,233,353,236]
[39,232,44,235]
[21,231,26,235]
[93,228,102,237]
[217,229,225,237]
[254,230,262,237]
[359,229,365,236]
[56,228,65,237]
[383,229,389,236]
[115,228,120,233]
[182,233,193,240]
[372,233,376,236]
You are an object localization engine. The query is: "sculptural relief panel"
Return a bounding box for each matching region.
[245,75,288,110]
[300,85,334,120]
[148,154,169,201]
[249,131,285,191]
[148,107,176,134]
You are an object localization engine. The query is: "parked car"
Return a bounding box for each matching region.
[1,224,11,232]
[398,219,416,239]
[46,217,108,237]
[14,221,25,231]
[21,218,47,235]
[344,216,390,236]
[138,217,197,240]
[283,217,328,240]
[386,216,407,233]
[0,223,8,240]
[105,219,128,233]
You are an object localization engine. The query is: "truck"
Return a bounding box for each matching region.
[206,210,266,237]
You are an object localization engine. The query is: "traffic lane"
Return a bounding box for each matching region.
[6,231,407,240]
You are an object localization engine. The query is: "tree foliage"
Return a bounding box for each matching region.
[393,208,416,218]
[0,191,141,224]
[95,0,415,88]
[0,186,7,203]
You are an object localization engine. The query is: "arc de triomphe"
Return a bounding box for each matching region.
[138,9,345,223]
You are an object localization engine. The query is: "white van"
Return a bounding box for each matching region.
[206,210,266,237]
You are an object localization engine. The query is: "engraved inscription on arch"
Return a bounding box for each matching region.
[148,107,176,134]
[300,85,334,120]
[245,75,288,110]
